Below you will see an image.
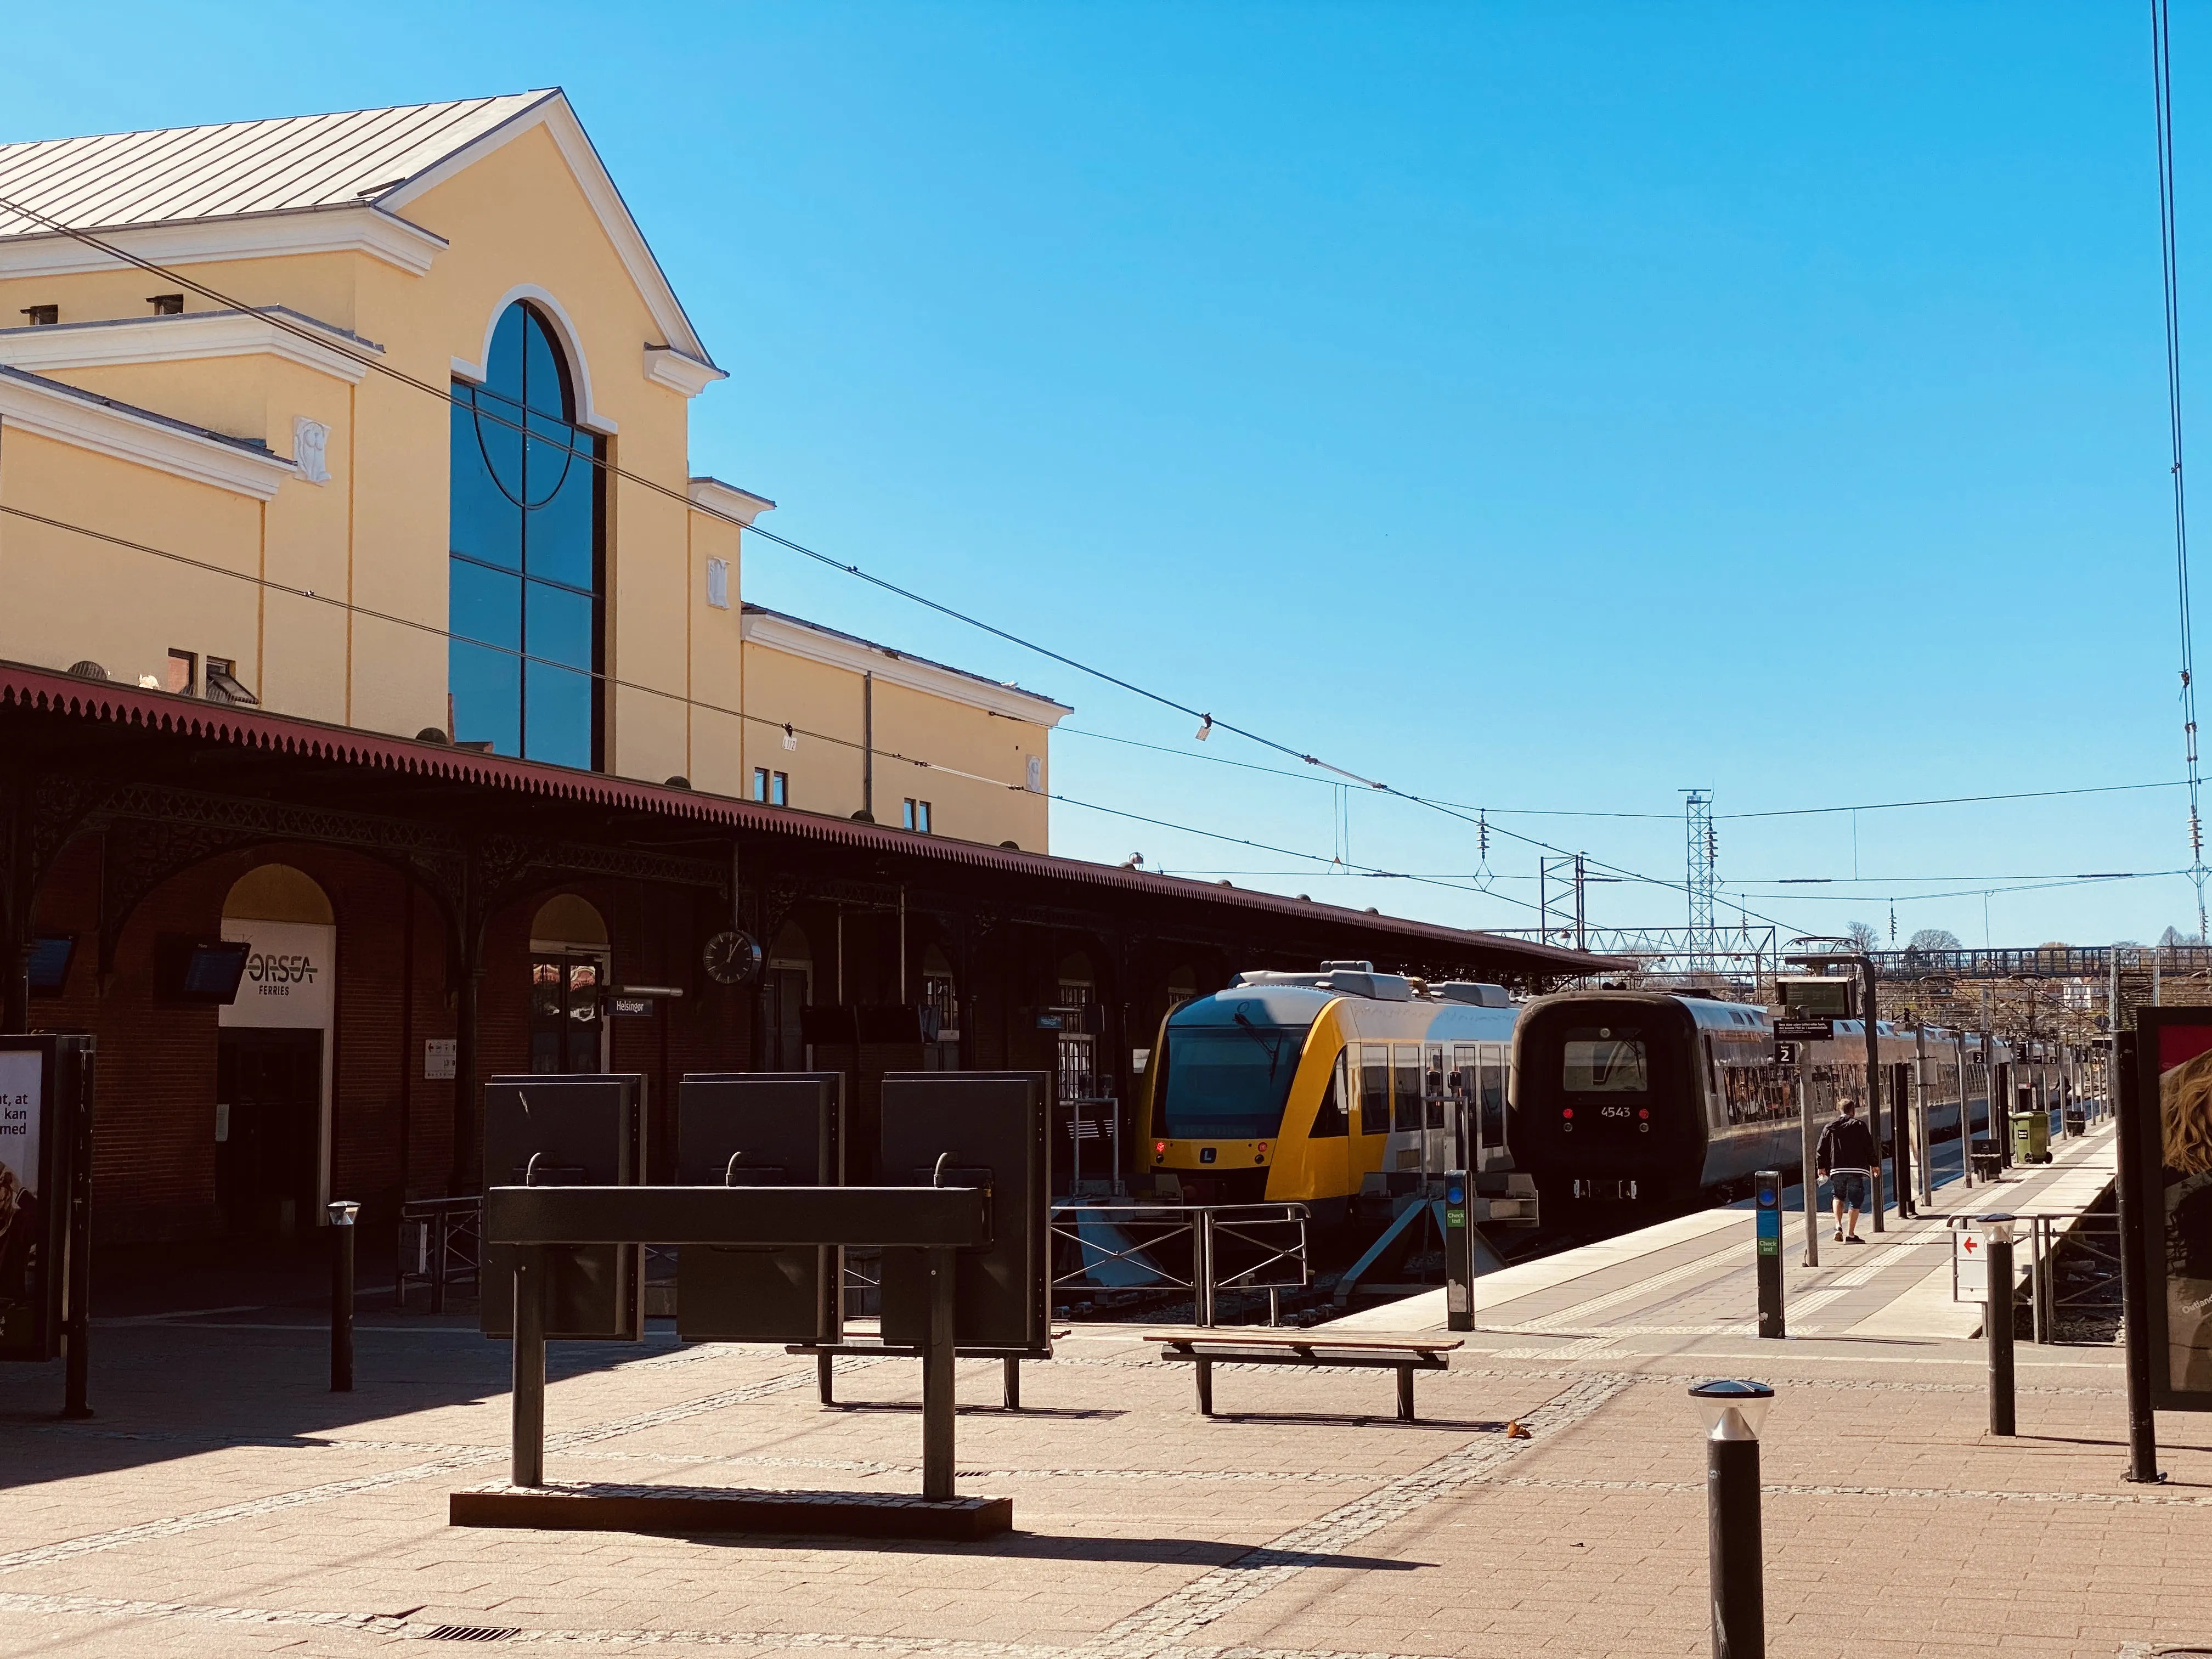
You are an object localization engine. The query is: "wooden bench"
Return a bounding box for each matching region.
[1144,1330,1463,1421]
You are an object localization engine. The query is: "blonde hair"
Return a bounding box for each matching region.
[2160,1046,2212,1176]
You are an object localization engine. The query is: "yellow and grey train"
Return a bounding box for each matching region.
[1135,962,1523,1227]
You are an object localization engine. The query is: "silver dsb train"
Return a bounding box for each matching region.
[1509,989,2038,1207]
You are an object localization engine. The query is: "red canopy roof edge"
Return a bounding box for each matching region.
[0,660,1617,972]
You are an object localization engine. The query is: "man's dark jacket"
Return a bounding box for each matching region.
[1816,1114,1877,1174]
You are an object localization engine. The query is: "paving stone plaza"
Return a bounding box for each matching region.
[2,1123,2205,1659]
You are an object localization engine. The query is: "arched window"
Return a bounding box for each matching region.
[449,302,604,768]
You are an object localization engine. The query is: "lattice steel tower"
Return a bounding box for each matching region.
[1684,789,1717,973]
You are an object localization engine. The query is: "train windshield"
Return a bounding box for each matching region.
[1562,1026,1648,1093]
[1158,1017,1306,1139]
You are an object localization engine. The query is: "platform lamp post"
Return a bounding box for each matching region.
[1689,1379,1773,1659]
[1787,940,1909,1228]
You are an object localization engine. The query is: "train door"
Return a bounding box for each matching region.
[1449,1043,1479,1169]
[1478,1043,1509,1169]
[1421,1044,1447,1176]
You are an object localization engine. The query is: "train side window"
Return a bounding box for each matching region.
[1359,1045,1390,1136]
[1392,1044,1422,1133]
[1479,1045,1507,1153]
[1423,1043,1446,1128]
[1311,1049,1351,1138]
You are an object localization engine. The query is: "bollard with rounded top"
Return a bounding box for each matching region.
[1690,1380,1771,1659]
[327,1200,359,1393]
[1977,1214,2017,1435]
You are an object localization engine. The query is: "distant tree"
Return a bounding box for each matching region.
[2161,925,2205,948]
[1906,928,1962,954]
[1846,920,1882,954]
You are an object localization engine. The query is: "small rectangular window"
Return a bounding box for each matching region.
[1358,1044,1390,1137]
[753,766,770,802]
[704,556,730,610]
[20,304,57,326]
[146,294,184,316]
[165,650,198,696]
[771,770,789,806]
[902,798,932,833]
[1393,1043,1423,1132]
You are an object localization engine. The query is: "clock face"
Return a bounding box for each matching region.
[702,929,762,988]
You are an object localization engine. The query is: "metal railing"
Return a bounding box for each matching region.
[1048,1201,1311,1325]
[2023,1210,2122,1341]
[394,1196,481,1312]
[1951,1207,2122,1343]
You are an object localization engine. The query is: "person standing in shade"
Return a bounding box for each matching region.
[1816,1096,1877,1244]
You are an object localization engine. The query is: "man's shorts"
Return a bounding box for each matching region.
[1831,1172,1870,1209]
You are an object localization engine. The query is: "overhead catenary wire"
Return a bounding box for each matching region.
[0,502,1026,795]
[0,189,2144,943]
[0,498,1559,925]
[2153,0,2209,938]
[1062,728,2190,823]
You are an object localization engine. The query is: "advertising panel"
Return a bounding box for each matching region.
[2130,1008,2212,1410]
[0,1036,80,1364]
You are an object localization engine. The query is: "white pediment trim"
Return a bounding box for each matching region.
[0,372,297,500]
[378,92,716,370]
[0,308,379,384]
[0,205,446,280]
[645,345,725,398]
[741,609,1072,727]
[687,476,774,526]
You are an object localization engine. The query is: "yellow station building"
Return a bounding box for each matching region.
[0,91,1065,849]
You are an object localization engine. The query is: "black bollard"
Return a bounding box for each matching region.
[1690,1380,1771,1659]
[1980,1214,2016,1436]
[328,1200,358,1392]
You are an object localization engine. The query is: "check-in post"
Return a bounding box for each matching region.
[674,1073,843,1345]
[480,1074,647,1342]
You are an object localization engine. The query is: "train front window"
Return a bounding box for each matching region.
[1158,1020,1305,1140]
[1562,1026,1647,1092]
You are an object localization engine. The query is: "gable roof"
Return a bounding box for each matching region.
[0,91,714,366]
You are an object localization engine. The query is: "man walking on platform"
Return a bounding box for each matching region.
[1817,1097,1877,1244]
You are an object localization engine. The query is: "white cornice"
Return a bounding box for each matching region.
[645,345,725,398]
[377,93,715,369]
[0,371,297,500]
[741,610,1071,726]
[687,476,774,526]
[0,205,447,280]
[0,309,379,384]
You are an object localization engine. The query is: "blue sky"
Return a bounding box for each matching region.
[12,3,2209,949]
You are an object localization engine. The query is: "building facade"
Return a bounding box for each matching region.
[0,94,1607,1250]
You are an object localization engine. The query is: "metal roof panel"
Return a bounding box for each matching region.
[0,95,546,236]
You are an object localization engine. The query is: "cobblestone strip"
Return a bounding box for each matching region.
[0,1357,894,1574]
[1503,1475,2212,1507]
[1084,1372,1630,1656]
[0,1592,1458,1658]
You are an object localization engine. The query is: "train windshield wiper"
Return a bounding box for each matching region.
[1232,1008,1286,1077]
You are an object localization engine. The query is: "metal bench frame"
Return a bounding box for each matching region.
[486,1183,988,1499]
[1146,1331,1462,1421]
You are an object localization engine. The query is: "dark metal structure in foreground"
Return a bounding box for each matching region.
[462,1182,1009,1541]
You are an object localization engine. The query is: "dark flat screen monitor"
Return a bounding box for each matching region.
[27,935,75,996]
